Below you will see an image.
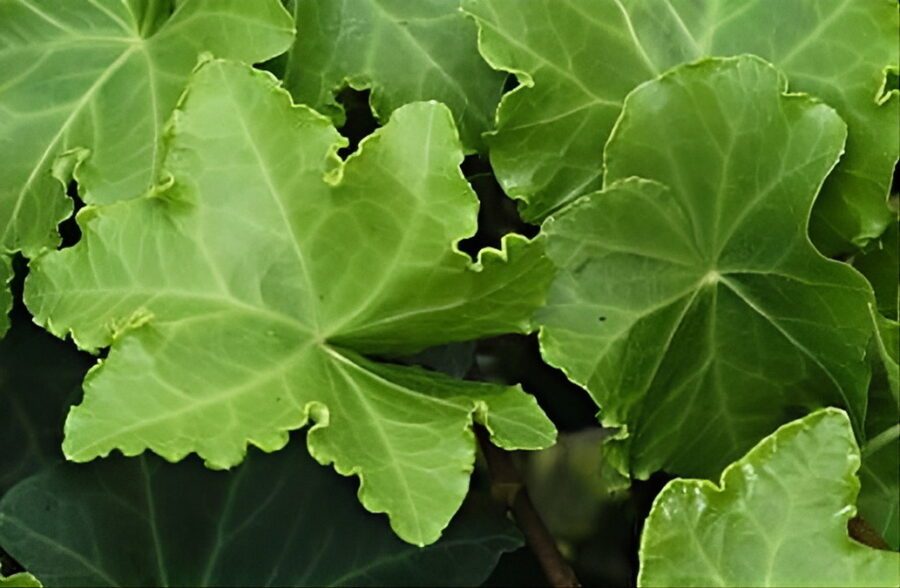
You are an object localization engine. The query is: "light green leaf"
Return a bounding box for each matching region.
[279,0,504,151]
[463,0,899,252]
[639,409,900,587]
[0,0,294,270]
[537,56,874,479]
[0,442,520,587]
[0,571,40,588]
[25,60,555,546]
[859,311,899,549]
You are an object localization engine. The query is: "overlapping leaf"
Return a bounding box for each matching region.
[25,60,555,546]
[0,0,295,326]
[0,442,520,588]
[859,311,899,549]
[639,409,900,587]
[537,57,875,478]
[0,267,91,495]
[279,0,504,151]
[464,0,899,252]
[0,571,39,588]
[855,221,899,320]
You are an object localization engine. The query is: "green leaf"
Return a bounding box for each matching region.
[0,258,10,338]
[0,442,521,587]
[537,56,875,479]
[0,0,294,280]
[0,292,90,495]
[639,409,900,587]
[25,60,555,546]
[279,0,504,151]
[858,311,899,549]
[855,221,899,320]
[0,571,40,588]
[463,0,899,251]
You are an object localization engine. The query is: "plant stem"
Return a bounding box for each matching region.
[476,428,581,588]
[863,423,900,457]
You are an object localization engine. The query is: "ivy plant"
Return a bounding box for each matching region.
[463,0,899,252]
[639,409,900,587]
[538,56,875,478]
[0,1,897,587]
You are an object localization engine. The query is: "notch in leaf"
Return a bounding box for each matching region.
[0,0,296,335]
[25,60,556,546]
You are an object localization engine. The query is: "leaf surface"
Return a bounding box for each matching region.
[280,0,504,151]
[0,288,90,495]
[858,311,900,549]
[639,409,900,587]
[0,571,40,588]
[0,442,520,587]
[463,0,899,251]
[25,60,555,546]
[0,0,294,295]
[855,221,900,320]
[538,57,874,478]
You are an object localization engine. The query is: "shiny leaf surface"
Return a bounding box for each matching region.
[639,409,900,588]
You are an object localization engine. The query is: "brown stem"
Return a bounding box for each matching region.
[476,428,581,588]
[848,516,891,550]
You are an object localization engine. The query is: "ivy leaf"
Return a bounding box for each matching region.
[537,56,874,479]
[639,409,900,587]
[25,60,555,546]
[463,0,899,252]
[0,0,294,322]
[858,311,900,549]
[278,0,504,152]
[855,221,900,321]
[0,571,40,588]
[0,282,90,495]
[0,442,521,587]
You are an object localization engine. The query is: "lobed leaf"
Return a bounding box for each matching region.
[464,0,899,252]
[639,409,900,588]
[25,60,556,546]
[538,56,875,479]
[0,0,295,324]
[280,0,504,151]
